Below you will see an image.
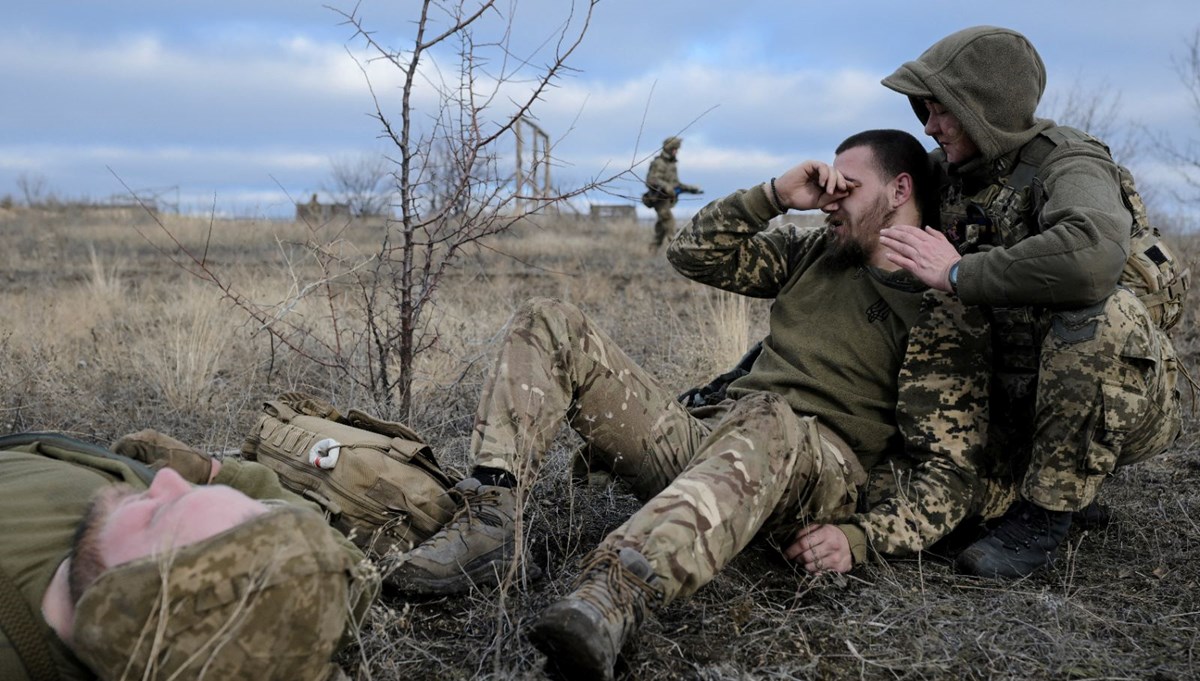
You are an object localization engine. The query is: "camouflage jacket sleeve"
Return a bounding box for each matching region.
[842,291,992,558]
[646,155,680,196]
[957,139,1130,308]
[666,183,823,298]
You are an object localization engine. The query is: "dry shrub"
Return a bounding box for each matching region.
[700,288,751,370]
[129,281,238,411]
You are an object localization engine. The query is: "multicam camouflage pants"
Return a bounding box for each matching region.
[472,297,864,602]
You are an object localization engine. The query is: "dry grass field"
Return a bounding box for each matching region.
[2,205,1199,680]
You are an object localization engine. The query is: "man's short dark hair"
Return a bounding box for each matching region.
[836,129,938,226]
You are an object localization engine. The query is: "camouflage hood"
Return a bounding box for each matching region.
[882,26,1054,163]
[72,505,365,681]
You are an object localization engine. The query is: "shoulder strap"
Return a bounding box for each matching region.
[1006,132,1059,194]
[1011,126,1107,191]
[0,564,61,681]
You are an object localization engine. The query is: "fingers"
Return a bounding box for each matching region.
[813,163,853,196]
[784,524,854,574]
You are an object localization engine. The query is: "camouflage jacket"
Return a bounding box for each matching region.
[667,184,925,469]
[0,437,371,681]
[839,290,1003,560]
[646,152,699,203]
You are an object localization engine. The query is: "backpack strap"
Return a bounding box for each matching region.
[0,564,61,681]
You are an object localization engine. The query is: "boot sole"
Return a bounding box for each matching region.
[527,609,613,681]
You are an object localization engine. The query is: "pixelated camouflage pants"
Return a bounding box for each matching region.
[1020,287,1182,510]
[472,297,864,602]
[899,287,1182,517]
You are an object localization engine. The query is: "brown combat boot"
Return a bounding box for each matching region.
[384,477,522,594]
[528,546,663,681]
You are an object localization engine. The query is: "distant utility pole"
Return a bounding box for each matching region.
[514,116,551,214]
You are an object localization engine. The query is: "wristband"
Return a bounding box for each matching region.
[770,177,786,212]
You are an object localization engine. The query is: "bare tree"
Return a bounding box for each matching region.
[16,172,52,207]
[125,0,624,421]
[324,153,395,217]
[1040,78,1137,164]
[1159,28,1200,202]
[323,0,610,417]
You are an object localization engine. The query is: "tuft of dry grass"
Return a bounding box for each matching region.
[132,281,238,411]
[2,206,1199,680]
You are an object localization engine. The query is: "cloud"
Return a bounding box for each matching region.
[0,144,327,173]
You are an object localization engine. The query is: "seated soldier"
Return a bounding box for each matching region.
[0,431,378,681]
[386,129,938,679]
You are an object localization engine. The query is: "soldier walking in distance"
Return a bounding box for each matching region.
[643,136,702,251]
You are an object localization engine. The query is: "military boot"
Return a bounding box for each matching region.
[955,498,1073,578]
[1072,499,1113,530]
[527,546,663,681]
[385,477,519,594]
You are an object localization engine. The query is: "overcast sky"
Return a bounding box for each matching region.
[4,0,1197,220]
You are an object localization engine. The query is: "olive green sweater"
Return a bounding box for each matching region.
[667,184,925,469]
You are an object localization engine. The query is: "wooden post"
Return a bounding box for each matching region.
[515,117,553,214]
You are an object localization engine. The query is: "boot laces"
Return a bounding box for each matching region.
[991,501,1055,551]
[446,484,508,529]
[571,549,662,629]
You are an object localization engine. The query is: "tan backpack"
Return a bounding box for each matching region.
[241,393,458,558]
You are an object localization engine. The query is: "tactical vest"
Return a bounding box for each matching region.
[941,127,1190,329]
[938,127,1190,399]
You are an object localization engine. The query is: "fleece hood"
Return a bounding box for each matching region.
[882,26,1053,163]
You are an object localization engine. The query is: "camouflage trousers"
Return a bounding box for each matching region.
[1020,287,1182,510]
[472,297,864,602]
[651,200,676,248]
[900,286,1182,518]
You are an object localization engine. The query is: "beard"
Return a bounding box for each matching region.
[822,194,894,271]
[68,484,134,602]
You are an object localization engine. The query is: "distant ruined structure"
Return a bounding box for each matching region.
[514,117,552,213]
[589,204,636,220]
[296,193,352,222]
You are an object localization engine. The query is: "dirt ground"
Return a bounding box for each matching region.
[2,206,1197,680]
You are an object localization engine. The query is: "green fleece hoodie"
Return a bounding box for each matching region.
[882,25,1130,309]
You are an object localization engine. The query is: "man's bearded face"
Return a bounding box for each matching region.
[823,187,894,269]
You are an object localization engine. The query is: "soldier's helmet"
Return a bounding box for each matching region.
[662,136,682,152]
[72,505,373,681]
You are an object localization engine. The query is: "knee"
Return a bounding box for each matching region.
[515,297,584,330]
